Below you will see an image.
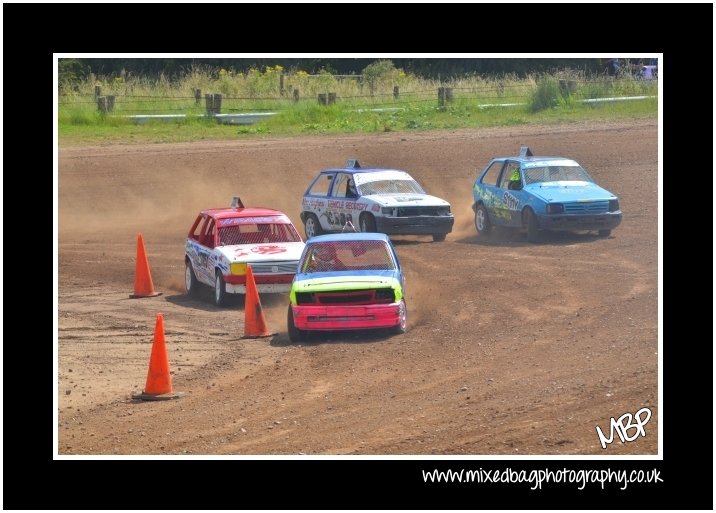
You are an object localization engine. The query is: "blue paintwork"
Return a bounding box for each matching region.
[472,151,623,236]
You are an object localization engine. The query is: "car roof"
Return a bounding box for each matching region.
[491,146,578,166]
[495,155,579,166]
[201,207,289,221]
[306,233,391,243]
[318,167,408,175]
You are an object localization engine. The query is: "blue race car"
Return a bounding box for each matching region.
[472,146,622,242]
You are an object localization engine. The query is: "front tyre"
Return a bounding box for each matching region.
[392,299,407,334]
[359,213,377,233]
[304,213,322,239]
[214,270,227,307]
[185,260,199,297]
[525,208,540,243]
[474,204,492,236]
[287,305,306,342]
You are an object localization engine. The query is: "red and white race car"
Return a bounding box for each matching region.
[185,197,305,306]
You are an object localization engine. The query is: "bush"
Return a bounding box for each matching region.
[362,60,399,94]
[529,76,561,112]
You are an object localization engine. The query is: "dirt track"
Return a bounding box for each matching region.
[57,119,659,455]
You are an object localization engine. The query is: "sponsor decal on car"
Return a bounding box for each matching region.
[503,191,520,210]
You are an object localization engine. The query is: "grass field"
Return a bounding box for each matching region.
[58,65,658,145]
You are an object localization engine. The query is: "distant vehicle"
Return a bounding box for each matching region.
[300,160,454,242]
[287,232,406,342]
[185,197,305,306]
[639,64,658,80]
[472,147,622,242]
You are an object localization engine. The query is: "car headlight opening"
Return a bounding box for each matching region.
[608,199,620,212]
[546,203,564,214]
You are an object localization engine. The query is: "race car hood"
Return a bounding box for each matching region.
[216,242,305,263]
[362,193,450,207]
[525,181,617,203]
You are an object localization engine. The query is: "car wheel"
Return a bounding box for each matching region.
[287,305,305,342]
[474,204,492,236]
[304,213,322,239]
[392,299,407,334]
[432,233,446,242]
[359,213,376,233]
[525,208,540,243]
[598,229,612,237]
[214,270,227,307]
[185,260,199,297]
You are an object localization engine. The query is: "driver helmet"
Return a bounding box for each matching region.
[313,244,336,263]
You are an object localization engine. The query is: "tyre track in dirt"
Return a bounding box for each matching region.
[57,118,658,455]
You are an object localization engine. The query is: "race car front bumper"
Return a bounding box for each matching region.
[536,211,622,231]
[375,215,454,236]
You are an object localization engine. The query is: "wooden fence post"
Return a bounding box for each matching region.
[437,87,446,109]
[106,95,115,112]
[445,87,454,103]
[213,93,222,114]
[293,89,300,103]
[205,93,214,115]
[280,74,285,96]
[97,96,107,114]
[318,93,327,105]
[393,86,399,99]
[328,92,336,105]
[194,88,202,105]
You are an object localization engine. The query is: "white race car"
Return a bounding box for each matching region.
[185,197,305,306]
[300,160,454,241]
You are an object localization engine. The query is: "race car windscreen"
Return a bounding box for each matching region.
[523,166,594,185]
[219,222,302,246]
[358,179,425,195]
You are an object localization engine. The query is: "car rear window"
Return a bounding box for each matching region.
[301,240,395,273]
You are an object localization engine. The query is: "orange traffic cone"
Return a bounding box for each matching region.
[243,264,272,338]
[134,313,184,401]
[129,233,162,298]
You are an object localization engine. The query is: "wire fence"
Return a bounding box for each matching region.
[59,76,658,116]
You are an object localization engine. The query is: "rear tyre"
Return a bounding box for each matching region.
[359,213,377,233]
[432,233,446,242]
[287,305,305,342]
[185,260,199,297]
[598,229,612,237]
[304,213,322,239]
[525,209,540,243]
[214,270,227,307]
[392,299,407,334]
[474,204,492,236]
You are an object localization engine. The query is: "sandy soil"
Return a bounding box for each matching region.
[57,118,659,456]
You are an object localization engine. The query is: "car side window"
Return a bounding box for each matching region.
[189,215,204,241]
[203,218,216,248]
[308,173,335,197]
[481,161,504,186]
[331,173,351,198]
[500,162,521,189]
